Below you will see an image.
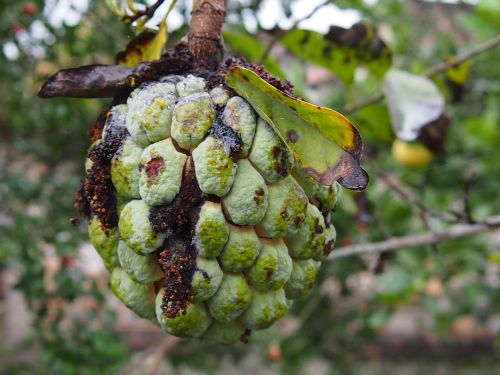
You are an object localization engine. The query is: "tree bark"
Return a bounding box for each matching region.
[188,0,226,69]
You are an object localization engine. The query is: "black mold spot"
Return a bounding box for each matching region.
[208,114,243,160]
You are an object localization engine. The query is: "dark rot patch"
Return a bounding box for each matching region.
[314,221,324,234]
[253,188,265,205]
[271,146,290,177]
[88,110,108,142]
[323,240,334,258]
[158,238,197,318]
[74,120,127,229]
[149,157,205,318]
[265,267,274,279]
[240,328,252,344]
[325,23,367,47]
[208,114,243,160]
[145,156,165,179]
[149,157,204,234]
[286,130,299,143]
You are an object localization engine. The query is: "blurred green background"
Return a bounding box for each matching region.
[0,0,499,374]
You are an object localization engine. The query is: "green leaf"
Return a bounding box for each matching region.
[116,20,167,67]
[223,26,285,79]
[281,22,391,84]
[226,66,368,190]
[354,103,394,144]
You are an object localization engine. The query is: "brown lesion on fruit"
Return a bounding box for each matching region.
[323,239,334,258]
[75,116,127,230]
[158,238,197,318]
[88,110,108,142]
[144,156,165,179]
[265,267,274,279]
[253,187,265,205]
[149,157,204,234]
[149,156,207,318]
[314,221,324,234]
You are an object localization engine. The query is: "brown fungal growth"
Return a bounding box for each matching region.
[323,236,335,258]
[149,157,205,318]
[145,156,165,179]
[88,110,108,142]
[254,188,265,205]
[158,238,197,318]
[75,123,127,229]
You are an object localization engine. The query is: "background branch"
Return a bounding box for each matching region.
[118,336,180,375]
[343,34,500,114]
[257,0,331,63]
[328,215,500,260]
[121,0,168,24]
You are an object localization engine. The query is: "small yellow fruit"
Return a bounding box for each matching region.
[391,139,433,169]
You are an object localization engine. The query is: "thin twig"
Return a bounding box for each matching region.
[86,12,126,43]
[328,215,500,260]
[118,336,180,375]
[343,34,500,114]
[377,173,459,223]
[257,0,331,64]
[122,0,168,24]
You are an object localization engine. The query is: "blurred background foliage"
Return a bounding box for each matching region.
[0,0,499,374]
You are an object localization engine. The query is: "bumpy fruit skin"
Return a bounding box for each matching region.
[117,240,163,284]
[222,159,268,225]
[207,274,252,323]
[156,288,212,338]
[139,138,187,206]
[193,201,229,258]
[240,289,288,330]
[111,268,156,320]
[284,259,321,299]
[118,199,166,254]
[218,225,261,272]
[191,257,223,302]
[88,216,119,271]
[84,74,343,344]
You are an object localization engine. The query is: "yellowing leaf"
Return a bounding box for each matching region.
[116,20,167,67]
[446,60,472,85]
[226,66,368,190]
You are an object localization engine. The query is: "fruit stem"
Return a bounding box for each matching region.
[188,0,225,69]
